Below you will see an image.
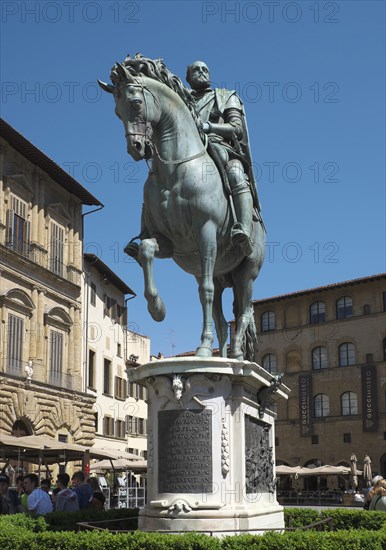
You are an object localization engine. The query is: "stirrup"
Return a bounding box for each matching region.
[231,224,253,256]
[124,240,140,259]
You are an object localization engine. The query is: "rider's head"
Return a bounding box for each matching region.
[186,61,210,91]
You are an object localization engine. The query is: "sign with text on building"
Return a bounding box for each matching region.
[361,365,378,432]
[299,374,313,437]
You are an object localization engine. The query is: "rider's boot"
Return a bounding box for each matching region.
[231,182,253,256]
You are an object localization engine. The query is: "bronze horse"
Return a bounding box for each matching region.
[99,57,266,360]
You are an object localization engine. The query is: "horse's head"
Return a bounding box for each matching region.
[98,63,159,161]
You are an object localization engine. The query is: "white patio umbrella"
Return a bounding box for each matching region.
[363,454,372,487]
[350,454,358,489]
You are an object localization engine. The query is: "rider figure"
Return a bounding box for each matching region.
[186,60,256,256]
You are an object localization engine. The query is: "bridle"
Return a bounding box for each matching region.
[118,77,208,166]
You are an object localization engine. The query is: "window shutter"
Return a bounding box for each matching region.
[24,219,31,257]
[6,209,15,248]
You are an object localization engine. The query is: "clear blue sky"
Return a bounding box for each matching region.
[1,1,385,356]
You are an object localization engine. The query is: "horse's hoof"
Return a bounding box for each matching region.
[148,297,166,322]
[195,345,213,358]
[230,350,243,361]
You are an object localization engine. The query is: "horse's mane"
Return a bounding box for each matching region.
[112,53,202,132]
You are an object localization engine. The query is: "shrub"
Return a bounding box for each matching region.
[44,506,139,531]
[319,508,386,531]
[284,508,320,528]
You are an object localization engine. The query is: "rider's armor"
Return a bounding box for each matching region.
[192,87,262,256]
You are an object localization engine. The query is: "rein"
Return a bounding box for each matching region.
[120,78,208,166]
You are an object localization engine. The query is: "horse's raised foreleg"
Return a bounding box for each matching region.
[213,279,229,358]
[137,237,169,322]
[195,224,217,357]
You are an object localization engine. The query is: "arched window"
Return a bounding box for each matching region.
[341,392,358,415]
[263,353,277,374]
[312,346,328,370]
[339,343,356,367]
[261,311,275,332]
[336,296,353,320]
[310,302,326,324]
[314,394,329,418]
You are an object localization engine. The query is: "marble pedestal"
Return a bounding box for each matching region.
[127,357,289,536]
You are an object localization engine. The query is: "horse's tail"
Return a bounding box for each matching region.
[241,304,259,362]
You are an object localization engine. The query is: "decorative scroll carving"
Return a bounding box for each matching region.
[221,418,230,477]
[167,499,192,514]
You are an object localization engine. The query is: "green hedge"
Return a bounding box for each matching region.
[285,507,386,531]
[0,527,385,550]
[44,506,139,531]
[319,508,386,531]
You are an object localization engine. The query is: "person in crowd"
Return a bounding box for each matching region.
[71,471,93,509]
[55,473,79,512]
[40,478,51,494]
[51,487,60,509]
[0,474,18,514]
[364,475,384,510]
[87,476,106,509]
[15,475,28,512]
[369,479,386,512]
[23,474,53,515]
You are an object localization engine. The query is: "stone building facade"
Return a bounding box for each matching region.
[84,254,150,458]
[250,273,386,488]
[0,119,101,446]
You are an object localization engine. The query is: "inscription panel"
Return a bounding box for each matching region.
[158,409,212,493]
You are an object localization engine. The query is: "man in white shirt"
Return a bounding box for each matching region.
[24,473,53,515]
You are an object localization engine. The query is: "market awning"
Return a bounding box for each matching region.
[90,458,147,472]
[0,433,139,465]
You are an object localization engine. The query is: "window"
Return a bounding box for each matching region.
[7,314,24,375]
[117,343,122,357]
[310,301,326,324]
[343,433,351,443]
[314,393,329,418]
[262,353,277,374]
[261,311,275,332]
[104,295,111,317]
[50,222,64,277]
[383,292,386,312]
[312,346,327,370]
[129,382,145,400]
[58,434,68,443]
[341,392,358,415]
[383,338,386,362]
[125,415,133,434]
[275,437,279,447]
[312,435,319,444]
[336,296,352,320]
[339,343,356,367]
[6,196,30,257]
[103,416,114,436]
[90,283,96,306]
[115,376,127,400]
[49,330,63,386]
[103,359,111,394]
[115,419,126,439]
[88,350,95,389]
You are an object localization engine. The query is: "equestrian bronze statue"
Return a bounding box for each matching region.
[98,55,266,361]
